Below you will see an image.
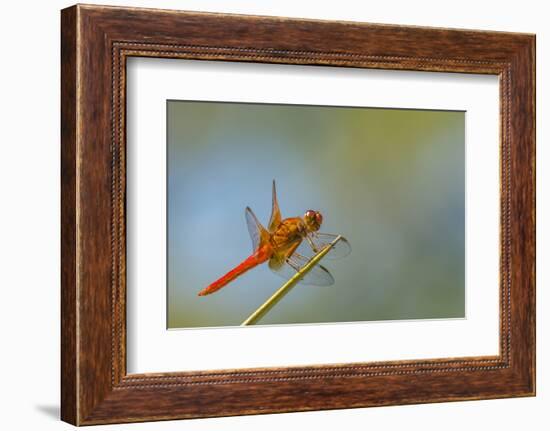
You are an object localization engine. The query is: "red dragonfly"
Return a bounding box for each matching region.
[198,181,351,296]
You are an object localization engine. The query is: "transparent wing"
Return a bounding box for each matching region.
[268,180,282,233]
[269,252,334,286]
[245,206,270,252]
[295,233,352,260]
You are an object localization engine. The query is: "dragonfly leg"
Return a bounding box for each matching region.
[286,257,300,272]
[306,235,319,253]
[296,251,310,258]
[287,252,313,271]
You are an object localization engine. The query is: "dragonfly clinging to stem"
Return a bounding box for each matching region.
[198,180,351,296]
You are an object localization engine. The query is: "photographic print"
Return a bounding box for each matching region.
[167,100,465,329]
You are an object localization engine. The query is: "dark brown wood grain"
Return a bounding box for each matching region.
[61,4,535,425]
[60,5,78,425]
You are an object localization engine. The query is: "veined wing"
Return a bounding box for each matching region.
[245,206,270,252]
[296,232,352,260]
[270,252,334,286]
[268,180,282,233]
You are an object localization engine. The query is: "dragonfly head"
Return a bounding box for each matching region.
[303,210,323,232]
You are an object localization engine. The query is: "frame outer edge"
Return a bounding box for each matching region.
[505,35,536,395]
[527,35,536,395]
[61,5,79,426]
[531,34,536,396]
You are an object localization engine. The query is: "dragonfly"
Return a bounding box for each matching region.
[198,181,351,296]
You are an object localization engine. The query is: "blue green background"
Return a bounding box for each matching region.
[167,100,465,328]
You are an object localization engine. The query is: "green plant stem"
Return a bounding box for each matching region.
[241,235,342,326]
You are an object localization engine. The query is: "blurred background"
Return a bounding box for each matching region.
[167,100,465,328]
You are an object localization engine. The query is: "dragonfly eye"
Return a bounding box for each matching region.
[304,210,322,231]
[304,210,316,220]
[315,211,323,226]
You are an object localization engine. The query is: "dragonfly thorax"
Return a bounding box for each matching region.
[271,217,306,248]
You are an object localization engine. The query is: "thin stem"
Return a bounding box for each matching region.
[241,235,342,326]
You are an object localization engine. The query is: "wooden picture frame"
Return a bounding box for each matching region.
[61,4,535,425]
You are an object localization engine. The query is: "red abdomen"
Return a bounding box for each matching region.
[198,244,272,296]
